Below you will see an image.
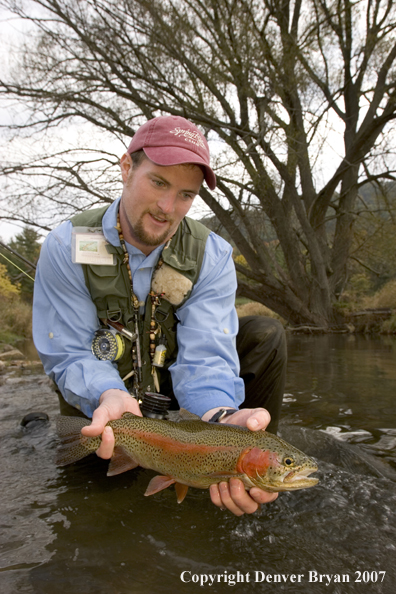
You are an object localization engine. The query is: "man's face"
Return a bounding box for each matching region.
[119,154,204,254]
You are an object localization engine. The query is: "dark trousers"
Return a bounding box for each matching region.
[58,316,287,432]
[237,316,286,433]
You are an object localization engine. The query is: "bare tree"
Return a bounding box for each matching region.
[1,0,396,326]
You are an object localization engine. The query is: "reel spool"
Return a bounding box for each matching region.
[140,392,171,419]
[91,329,125,361]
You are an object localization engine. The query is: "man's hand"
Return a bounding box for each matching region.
[203,407,279,516]
[81,389,142,459]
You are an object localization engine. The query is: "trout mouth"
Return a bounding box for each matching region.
[281,465,319,488]
[254,464,319,492]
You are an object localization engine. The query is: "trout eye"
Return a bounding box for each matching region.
[283,457,294,467]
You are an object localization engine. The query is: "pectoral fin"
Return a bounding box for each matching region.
[107,446,139,477]
[175,482,189,504]
[144,475,176,496]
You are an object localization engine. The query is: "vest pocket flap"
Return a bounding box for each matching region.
[105,244,123,255]
[88,264,119,277]
[162,251,196,273]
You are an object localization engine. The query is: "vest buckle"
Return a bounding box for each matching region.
[154,308,169,323]
[107,309,122,323]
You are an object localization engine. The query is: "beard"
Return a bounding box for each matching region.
[121,203,175,248]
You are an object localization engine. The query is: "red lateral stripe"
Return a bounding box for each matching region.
[120,428,236,456]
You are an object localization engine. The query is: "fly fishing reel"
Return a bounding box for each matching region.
[91,328,125,361]
[140,392,171,419]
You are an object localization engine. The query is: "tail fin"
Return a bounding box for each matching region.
[56,415,99,466]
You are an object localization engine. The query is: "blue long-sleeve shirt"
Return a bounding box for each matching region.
[32,197,245,418]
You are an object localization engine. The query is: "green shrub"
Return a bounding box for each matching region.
[0,296,32,343]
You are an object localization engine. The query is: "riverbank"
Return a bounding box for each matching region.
[2,288,395,348]
[235,301,396,335]
[0,342,44,379]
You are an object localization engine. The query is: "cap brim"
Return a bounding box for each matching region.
[144,147,216,190]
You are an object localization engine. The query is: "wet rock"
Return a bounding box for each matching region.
[0,349,26,361]
[279,422,396,481]
[20,412,50,427]
[0,360,44,380]
[37,376,54,388]
[6,376,40,385]
[0,343,15,353]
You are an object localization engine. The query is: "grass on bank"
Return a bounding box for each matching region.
[236,300,282,320]
[362,280,396,333]
[0,264,32,345]
[0,297,32,345]
[334,279,396,333]
[361,279,396,309]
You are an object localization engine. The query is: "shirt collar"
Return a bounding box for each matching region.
[102,197,122,246]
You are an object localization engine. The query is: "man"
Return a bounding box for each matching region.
[33,116,286,516]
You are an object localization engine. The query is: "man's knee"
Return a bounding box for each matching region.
[254,316,285,344]
[238,315,286,350]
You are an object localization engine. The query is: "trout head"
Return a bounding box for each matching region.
[237,438,319,492]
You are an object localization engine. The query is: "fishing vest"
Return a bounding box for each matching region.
[71,204,210,395]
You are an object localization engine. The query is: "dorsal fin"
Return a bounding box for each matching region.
[179,408,201,421]
[121,412,139,420]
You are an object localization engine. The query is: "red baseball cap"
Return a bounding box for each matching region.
[127,116,216,190]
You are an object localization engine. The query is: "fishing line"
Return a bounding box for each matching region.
[0,251,36,282]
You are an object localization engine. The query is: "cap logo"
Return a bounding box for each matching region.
[169,127,206,150]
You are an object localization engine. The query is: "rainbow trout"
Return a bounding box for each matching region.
[56,412,318,503]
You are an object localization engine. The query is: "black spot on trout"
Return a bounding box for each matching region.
[56,412,318,503]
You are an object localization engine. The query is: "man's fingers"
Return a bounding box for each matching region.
[224,408,271,432]
[125,397,143,417]
[210,479,261,516]
[81,406,110,437]
[95,426,114,459]
[209,482,246,516]
[249,487,278,505]
[209,483,223,508]
[227,479,259,515]
[245,409,271,431]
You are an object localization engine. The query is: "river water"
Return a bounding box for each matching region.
[1,334,395,594]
